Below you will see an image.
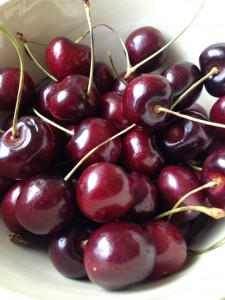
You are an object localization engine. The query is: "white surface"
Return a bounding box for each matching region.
[0,0,225,299]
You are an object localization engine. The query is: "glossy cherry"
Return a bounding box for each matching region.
[0,116,56,180]
[0,67,36,111]
[209,95,225,138]
[199,42,225,97]
[122,73,173,133]
[120,128,165,179]
[93,61,114,95]
[141,220,187,279]
[157,165,206,222]
[15,173,77,235]
[125,26,168,73]
[76,162,134,223]
[46,36,91,81]
[84,221,156,290]
[162,61,203,110]
[65,117,122,169]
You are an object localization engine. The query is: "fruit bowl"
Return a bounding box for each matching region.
[0,0,225,299]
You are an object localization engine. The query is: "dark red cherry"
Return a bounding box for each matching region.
[120,128,165,179]
[0,116,56,180]
[210,95,225,138]
[125,26,168,73]
[202,148,225,209]
[141,220,187,279]
[157,110,215,163]
[93,61,114,95]
[162,61,203,110]
[84,221,156,290]
[46,36,91,81]
[49,225,93,279]
[98,91,131,131]
[48,75,99,124]
[15,173,76,235]
[157,165,206,222]
[199,42,225,97]
[0,175,14,199]
[76,162,134,223]
[112,71,141,95]
[0,67,35,111]
[124,172,158,222]
[66,117,121,169]
[1,181,25,233]
[122,73,173,133]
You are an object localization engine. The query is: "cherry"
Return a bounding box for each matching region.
[124,172,158,222]
[157,110,215,163]
[76,162,134,223]
[157,165,206,222]
[15,173,77,235]
[112,71,141,95]
[0,67,36,111]
[0,175,14,199]
[93,61,114,95]
[45,36,91,81]
[122,73,173,133]
[141,220,187,279]
[65,117,122,170]
[0,115,56,180]
[125,26,168,73]
[0,181,25,233]
[202,148,225,209]
[120,128,165,179]
[84,221,156,290]
[199,42,225,97]
[98,91,131,131]
[162,61,203,111]
[49,225,93,279]
[210,95,225,138]
[47,75,99,125]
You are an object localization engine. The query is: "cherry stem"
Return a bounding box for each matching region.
[171,66,219,110]
[107,51,127,85]
[188,235,225,255]
[32,108,74,136]
[124,0,206,79]
[154,205,225,220]
[64,123,136,182]
[75,23,131,79]
[154,105,225,130]
[0,26,25,141]
[83,0,94,97]
[168,180,220,221]
[9,233,29,246]
[186,160,203,171]
[0,129,5,135]
[17,32,58,82]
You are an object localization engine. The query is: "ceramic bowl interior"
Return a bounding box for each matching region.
[0,0,224,299]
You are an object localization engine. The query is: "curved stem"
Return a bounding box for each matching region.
[32,108,74,136]
[0,26,24,141]
[107,51,127,85]
[124,0,206,79]
[0,129,5,135]
[83,0,94,97]
[171,66,219,110]
[155,105,225,130]
[168,180,219,221]
[17,32,58,82]
[186,160,203,171]
[154,205,225,220]
[188,235,225,255]
[64,123,136,182]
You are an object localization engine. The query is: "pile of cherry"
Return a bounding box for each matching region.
[1,9,225,291]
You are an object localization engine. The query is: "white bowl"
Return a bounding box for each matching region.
[0,0,225,299]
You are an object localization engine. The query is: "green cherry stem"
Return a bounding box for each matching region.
[0,129,5,135]
[171,66,219,110]
[83,0,94,98]
[17,32,58,82]
[154,205,225,220]
[0,25,24,141]
[107,51,127,85]
[64,123,136,182]
[32,108,75,136]
[124,0,206,79]
[188,235,225,255]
